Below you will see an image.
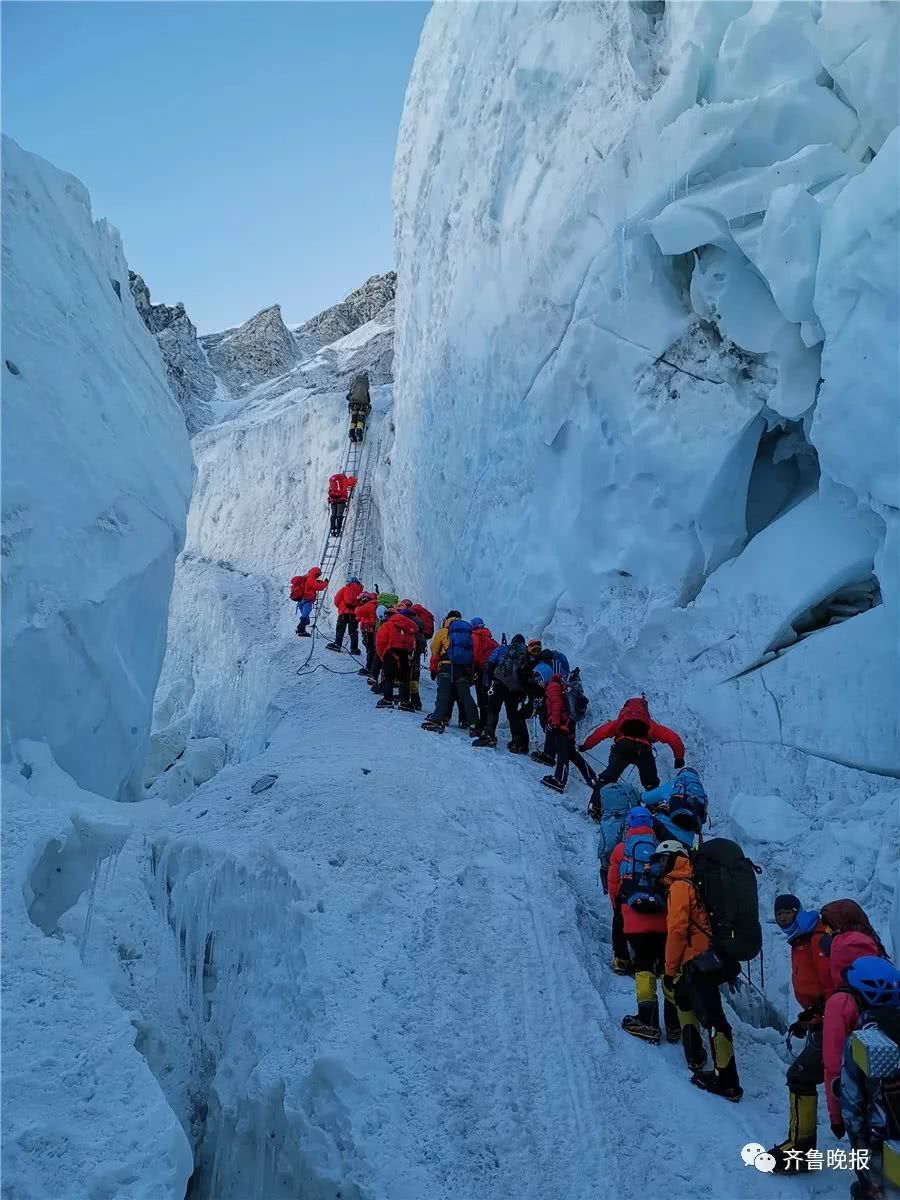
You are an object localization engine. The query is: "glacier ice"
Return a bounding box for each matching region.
[1,136,193,803]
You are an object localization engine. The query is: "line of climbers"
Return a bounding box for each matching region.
[287,574,900,1199]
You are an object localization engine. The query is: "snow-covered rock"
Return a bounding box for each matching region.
[129,271,216,435]
[201,303,300,397]
[1,137,193,803]
[292,270,396,353]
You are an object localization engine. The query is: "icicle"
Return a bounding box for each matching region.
[79,858,101,962]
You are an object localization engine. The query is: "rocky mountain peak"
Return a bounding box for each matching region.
[200,302,299,397]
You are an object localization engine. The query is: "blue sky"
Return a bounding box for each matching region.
[2,1,430,332]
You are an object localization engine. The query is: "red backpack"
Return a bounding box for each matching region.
[410,604,435,639]
[473,628,499,670]
[618,696,651,739]
[386,614,418,653]
[328,474,345,501]
[290,574,306,602]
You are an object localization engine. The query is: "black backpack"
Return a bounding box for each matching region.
[565,667,590,724]
[690,838,762,962]
[495,640,528,692]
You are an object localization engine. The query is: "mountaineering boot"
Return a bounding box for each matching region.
[376,698,395,709]
[621,1014,661,1044]
[297,628,311,638]
[612,957,634,977]
[472,735,498,748]
[348,647,361,656]
[530,750,555,766]
[421,720,446,733]
[507,742,528,754]
[325,642,341,652]
[411,694,423,711]
[769,1092,818,1173]
[622,995,661,1044]
[398,701,415,713]
[541,775,565,793]
[458,722,470,732]
[691,1032,743,1102]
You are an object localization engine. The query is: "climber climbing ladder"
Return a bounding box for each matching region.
[309,425,369,630]
[345,432,381,583]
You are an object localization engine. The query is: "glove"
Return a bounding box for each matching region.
[673,757,685,769]
[663,974,675,993]
[788,1019,807,1039]
[831,1121,845,1140]
[430,670,437,682]
[578,744,588,754]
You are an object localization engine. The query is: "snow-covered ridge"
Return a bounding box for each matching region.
[129,270,217,435]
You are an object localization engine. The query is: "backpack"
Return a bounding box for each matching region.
[290,575,305,602]
[689,838,762,962]
[377,592,399,609]
[494,640,528,691]
[565,667,590,724]
[619,696,651,739]
[411,604,434,639]
[473,629,499,670]
[328,474,344,501]
[349,373,369,407]
[545,650,570,680]
[619,828,666,913]
[596,781,641,886]
[668,768,708,831]
[386,614,417,653]
[448,619,474,666]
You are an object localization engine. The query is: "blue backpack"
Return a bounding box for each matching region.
[543,649,570,680]
[565,667,589,724]
[596,780,641,891]
[619,828,666,912]
[448,619,474,666]
[668,767,708,831]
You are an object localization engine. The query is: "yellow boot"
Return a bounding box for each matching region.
[770,1092,818,1172]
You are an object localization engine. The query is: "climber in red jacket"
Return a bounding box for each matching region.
[540,673,595,794]
[327,473,357,537]
[327,577,363,655]
[580,696,684,817]
[354,593,379,676]
[289,566,329,637]
[374,610,418,709]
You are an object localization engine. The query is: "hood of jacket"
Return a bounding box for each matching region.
[308,566,321,577]
[829,931,881,989]
[663,854,693,887]
[618,696,650,722]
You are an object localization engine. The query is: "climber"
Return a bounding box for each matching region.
[422,612,480,733]
[529,646,568,766]
[289,566,328,637]
[538,668,596,794]
[821,899,888,956]
[469,617,499,734]
[473,633,531,752]
[327,472,357,537]
[396,599,428,711]
[766,894,834,1172]
[327,576,363,654]
[375,606,418,709]
[653,839,742,1101]
[823,927,888,1150]
[581,695,685,819]
[354,591,379,676]
[347,372,371,444]
[609,807,681,1047]
[838,957,900,1200]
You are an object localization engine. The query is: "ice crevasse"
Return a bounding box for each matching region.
[388,1,900,843]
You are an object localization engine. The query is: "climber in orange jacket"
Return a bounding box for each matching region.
[327,577,363,655]
[581,696,685,817]
[327,473,357,537]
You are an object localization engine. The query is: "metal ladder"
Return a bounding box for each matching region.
[345,431,381,583]
[310,429,367,629]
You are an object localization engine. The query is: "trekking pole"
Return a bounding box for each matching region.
[760,941,766,991]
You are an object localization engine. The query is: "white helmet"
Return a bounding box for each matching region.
[376,604,387,620]
[652,839,688,859]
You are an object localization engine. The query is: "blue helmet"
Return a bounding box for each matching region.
[470,617,485,629]
[532,662,552,688]
[626,805,652,829]
[844,956,900,1007]
[347,576,362,585]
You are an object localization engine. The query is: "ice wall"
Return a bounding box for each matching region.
[1,137,193,802]
[389,0,899,937]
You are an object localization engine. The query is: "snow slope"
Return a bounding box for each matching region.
[1,136,193,803]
